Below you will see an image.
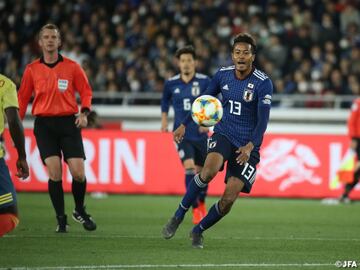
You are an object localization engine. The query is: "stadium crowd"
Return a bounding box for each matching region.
[0,0,359,106]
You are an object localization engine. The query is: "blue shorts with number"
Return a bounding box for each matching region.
[176,138,208,167]
[0,158,17,210]
[207,133,260,194]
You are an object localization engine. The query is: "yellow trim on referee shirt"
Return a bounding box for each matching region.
[0,192,13,205]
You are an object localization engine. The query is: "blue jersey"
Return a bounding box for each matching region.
[191,66,273,151]
[161,73,211,141]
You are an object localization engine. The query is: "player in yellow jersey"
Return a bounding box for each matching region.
[0,74,29,237]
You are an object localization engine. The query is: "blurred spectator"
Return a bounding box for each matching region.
[262,35,287,71]
[340,4,360,33]
[0,0,359,107]
[62,43,89,65]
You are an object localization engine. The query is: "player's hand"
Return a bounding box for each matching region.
[236,142,254,165]
[75,113,88,128]
[350,139,358,151]
[173,124,186,143]
[161,121,168,132]
[199,126,209,133]
[16,158,29,180]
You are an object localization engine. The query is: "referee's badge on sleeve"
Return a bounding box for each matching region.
[58,79,69,92]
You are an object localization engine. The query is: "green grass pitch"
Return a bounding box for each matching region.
[1,193,359,270]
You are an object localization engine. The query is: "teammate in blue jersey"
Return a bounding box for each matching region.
[161,45,211,224]
[162,33,273,248]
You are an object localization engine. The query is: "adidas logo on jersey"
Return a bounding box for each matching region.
[222,84,229,90]
[174,88,180,93]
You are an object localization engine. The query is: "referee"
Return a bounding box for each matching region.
[18,24,96,233]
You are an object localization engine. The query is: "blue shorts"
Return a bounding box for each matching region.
[208,133,260,194]
[0,158,17,211]
[176,138,208,167]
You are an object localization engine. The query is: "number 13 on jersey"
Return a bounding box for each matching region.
[229,100,241,115]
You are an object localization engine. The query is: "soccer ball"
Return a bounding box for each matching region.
[191,95,223,127]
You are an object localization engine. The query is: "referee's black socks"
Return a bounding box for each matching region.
[72,179,87,212]
[48,179,65,217]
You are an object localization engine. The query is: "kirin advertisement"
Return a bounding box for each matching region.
[3,129,359,199]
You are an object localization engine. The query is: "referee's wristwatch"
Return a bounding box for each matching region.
[81,108,90,116]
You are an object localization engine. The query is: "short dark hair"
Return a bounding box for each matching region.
[39,23,61,39]
[232,33,256,54]
[175,45,196,59]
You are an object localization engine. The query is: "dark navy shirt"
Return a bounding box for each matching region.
[161,73,210,141]
[185,66,273,151]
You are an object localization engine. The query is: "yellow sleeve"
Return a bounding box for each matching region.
[2,77,19,109]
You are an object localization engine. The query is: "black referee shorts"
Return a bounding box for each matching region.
[34,115,86,164]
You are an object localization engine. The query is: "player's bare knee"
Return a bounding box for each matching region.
[185,168,196,174]
[48,171,62,181]
[200,167,217,183]
[72,172,86,182]
[218,198,234,215]
[46,164,62,180]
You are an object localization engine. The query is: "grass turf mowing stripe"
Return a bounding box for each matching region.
[0,263,335,269]
[4,234,360,242]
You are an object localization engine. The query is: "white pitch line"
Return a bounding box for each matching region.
[0,263,334,270]
[3,234,360,242]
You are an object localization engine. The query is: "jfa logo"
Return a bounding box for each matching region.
[335,260,358,268]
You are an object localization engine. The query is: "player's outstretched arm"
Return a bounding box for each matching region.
[161,112,168,132]
[5,107,29,179]
[173,124,186,143]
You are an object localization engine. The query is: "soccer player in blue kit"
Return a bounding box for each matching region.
[162,33,273,248]
[161,45,210,224]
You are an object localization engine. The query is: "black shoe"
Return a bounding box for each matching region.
[189,231,204,249]
[72,208,97,231]
[339,196,351,204]
[162,216,182,239]
[56,215,68,233]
